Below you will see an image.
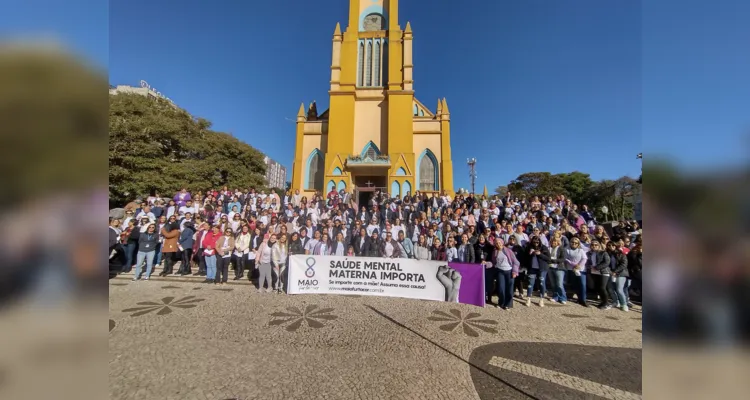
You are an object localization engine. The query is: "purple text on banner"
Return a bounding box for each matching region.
[448,263,486,308]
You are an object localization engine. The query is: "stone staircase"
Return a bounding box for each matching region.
[113,262,258,286]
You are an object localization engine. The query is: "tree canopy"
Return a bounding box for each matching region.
[495,171,641,221]
[109,93,267,206]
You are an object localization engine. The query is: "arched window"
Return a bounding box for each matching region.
[358,42,365,87]
[418,109,425,117]
[326,180,336,193]
[365,41,373,87]
[391,181,400,198]
[417,149,439,191]
[337,180,346,191]
[374,40,381,86]
[396,167,406,176]
[413,104,418,116]
[402,181,412,197]
[332,167,342,176]
[306,149,324,190]
[361,141,380,160]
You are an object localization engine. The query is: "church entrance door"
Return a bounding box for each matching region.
[352,176,387,208]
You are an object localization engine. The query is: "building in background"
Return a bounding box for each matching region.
[265,156,287,189]
[109,80,176,106]
[290,0,455,206]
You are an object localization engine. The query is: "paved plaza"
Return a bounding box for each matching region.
[109,275,642,400]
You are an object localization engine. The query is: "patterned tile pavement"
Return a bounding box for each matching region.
[109,276,642,400]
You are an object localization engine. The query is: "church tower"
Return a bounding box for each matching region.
[291,0,454,202]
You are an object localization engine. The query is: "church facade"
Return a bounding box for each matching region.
[291,0,454,203]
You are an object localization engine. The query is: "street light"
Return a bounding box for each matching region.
[467,158,477,195]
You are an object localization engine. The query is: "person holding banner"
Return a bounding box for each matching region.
[379,231,403,258]
[490,239,520,310]
[413,234,431,260]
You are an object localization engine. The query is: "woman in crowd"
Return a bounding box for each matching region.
[587,240,612,309]
[271,233,289,293]
[548,236,567,304]
[255,234,275,293]
[233,225,251,280]
[491,239,520,310]
[288,232,304,257]
[159,215,180,276]
[214,227,235,285]
[133,222,158,281]
[607,240,630,311]
[525,235,551,307]
[565,237,588,307]
[201,225,222,284]
[121,218,137,273]
[178,221,195,276]
[413,234,431,260]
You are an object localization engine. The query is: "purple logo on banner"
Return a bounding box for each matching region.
[448,263,486,308]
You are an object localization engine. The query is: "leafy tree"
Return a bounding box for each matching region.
[494,185,508,197]
[501,171,641,222]
[507,172,565,198]
[0,49,107,206]
[560,171,594,205]
[109,93,266,206]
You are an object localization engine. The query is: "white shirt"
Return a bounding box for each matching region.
[384,241,394,257]
[178,206,195,216]
[304,239,320,253]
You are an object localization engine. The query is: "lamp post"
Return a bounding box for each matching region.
[467,158,477,195]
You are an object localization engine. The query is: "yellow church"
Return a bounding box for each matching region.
[291,0,454,204]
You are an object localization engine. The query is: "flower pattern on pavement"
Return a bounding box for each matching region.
[122,296,205,317]
[269,305,338,332]
[428,309,498,337]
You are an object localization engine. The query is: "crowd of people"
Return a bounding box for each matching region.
[108,187,642,311]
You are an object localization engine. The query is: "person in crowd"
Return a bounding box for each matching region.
[588,240,612,309]
[490,239,520,310]
[627,239,642,303]
[233,225,251,280]
[255,234,275,293]
[192,222,209,276]
[364,230,381,257]
[397,230,413,259]
[178,221,195,276]
[214,228,235,285]
[548,236,567,304]
[607,240,630,311]
[413,234,431,260]
[121,218,138,273]
[159,215,181,276]
[133,222,158,281]
[565,237,588,307]
[271,233,289,293]
[201,225,222,284]
[524,235,551,307]
[457,233,475,263]
[380,231,402,258]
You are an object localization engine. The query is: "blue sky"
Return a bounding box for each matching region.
[5,0,748,190]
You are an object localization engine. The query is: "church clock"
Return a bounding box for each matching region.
[363,13,385,31]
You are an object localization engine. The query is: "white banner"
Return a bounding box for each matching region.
[288,255,461,302]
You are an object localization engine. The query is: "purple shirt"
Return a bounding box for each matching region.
[174,192,192,208]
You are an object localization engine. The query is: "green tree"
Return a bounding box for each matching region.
[559,171,594,205]
[0,49,107,206]
[109,93,267,206]
[507,172,565,198]
[494,185,508,197]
